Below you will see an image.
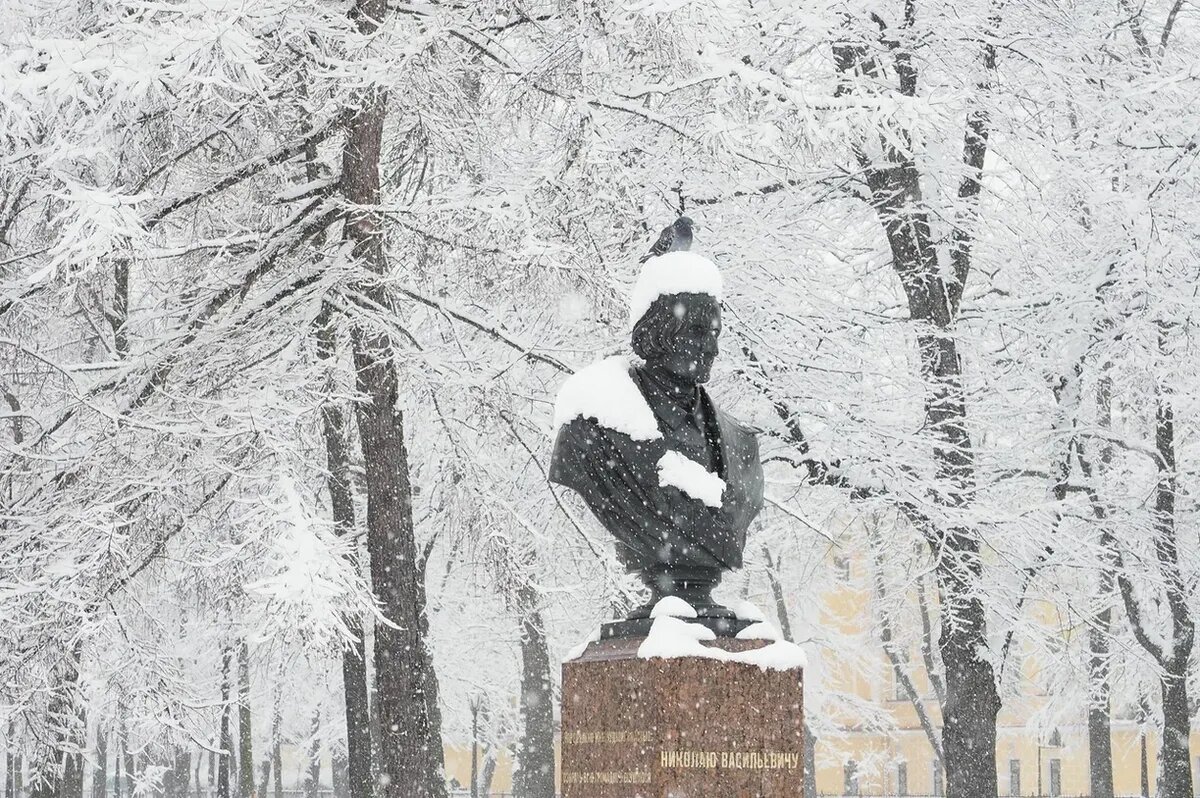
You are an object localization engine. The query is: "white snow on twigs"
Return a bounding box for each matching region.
[553,356,662,441]
[650,596,699,618]
[732,599,766,622]
[638,616,806,671]
[657,450,725,507]
[628,251,724,326]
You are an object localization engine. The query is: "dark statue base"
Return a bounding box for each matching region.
[604,565,750,638]
[560,635,805,798]
[600,614,753,640]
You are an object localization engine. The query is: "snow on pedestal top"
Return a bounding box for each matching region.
[637,615,807,671]
[628,251,723,327]
[650,595,699,618]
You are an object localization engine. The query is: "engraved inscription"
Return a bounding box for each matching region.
[659,751,802,770]
[562,730,656,745]
[562,771,653,785]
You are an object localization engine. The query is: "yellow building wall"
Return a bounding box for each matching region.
[443,747,514,793]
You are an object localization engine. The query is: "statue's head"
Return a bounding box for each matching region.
[631,292,721,385]
[627,251,724,385]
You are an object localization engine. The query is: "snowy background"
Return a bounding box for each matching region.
[1,0,1198,796]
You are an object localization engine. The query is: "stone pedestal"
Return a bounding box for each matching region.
[560,636,804,798]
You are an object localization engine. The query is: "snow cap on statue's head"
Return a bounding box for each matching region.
[627,251,724,329]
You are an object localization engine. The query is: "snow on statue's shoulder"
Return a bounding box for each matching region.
[650,595,698,618]
[628,251,724,327]
[553,356,662,441]
[657,450,725,507]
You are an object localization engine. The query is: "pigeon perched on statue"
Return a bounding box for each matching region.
[640,216,694,263]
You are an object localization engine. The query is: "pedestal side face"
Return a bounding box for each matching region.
[561,638,803,798]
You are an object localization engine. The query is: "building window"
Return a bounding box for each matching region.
[1049,758,1062,797]
[897,762,908,797]
[844,760,860,796]
[1009,758,1021,796]
[933,759,944,797]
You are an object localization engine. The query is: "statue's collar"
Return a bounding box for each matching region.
[632,365,704,431]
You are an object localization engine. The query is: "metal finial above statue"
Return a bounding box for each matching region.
[549,224,764,638]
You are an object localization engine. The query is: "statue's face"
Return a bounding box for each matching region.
[653,293,721,384]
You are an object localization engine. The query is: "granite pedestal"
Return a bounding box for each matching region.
[560,635,804,798]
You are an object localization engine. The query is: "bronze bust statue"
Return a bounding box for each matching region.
[549,249,764,636]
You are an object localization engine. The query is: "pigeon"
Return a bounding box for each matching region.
[640,216,695,263]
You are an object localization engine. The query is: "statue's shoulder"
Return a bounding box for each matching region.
[713,405,763,452]
[553,355,663,442]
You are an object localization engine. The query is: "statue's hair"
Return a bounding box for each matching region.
[630,293,687,360]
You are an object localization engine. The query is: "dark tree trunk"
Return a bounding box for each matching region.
[217,647,233,798]
[1116,358,1193,798]
[339,1,445,795]
[119,712,132,798]
[762,548,816,798]
[260,693,279,798]
[1151,386,1193,798]
[236,643,252,798]
[330,754,347,798]
[313,306,372,798]
[5,737,13,798]
[164,750,189,798]
[91,731,106,798]
[1086,598,1114,798]
[256,761,270,798]
[479,752,496,798]
[512,586,554,798]
[301,714,321,798]
[832,20,1001,796]
[271,694,283,798]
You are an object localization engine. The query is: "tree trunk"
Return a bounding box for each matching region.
[832,19,1001,796]
[91,731,106,798]
[268,693,282,798]
[256,761,270,798]
[236,643,252,798]
[1152,385,1193,798]
[164,749,189,798]
[1115,358,1194,798]
[301,714,320,798]
[1161,671,1191,798]
[512,586,554,798]
[313,306,372,798]
[762,548,816,798]
[217,646,233,798]
[1086,598,1114,798]
[340,1,445,795]
[330,754,347,798]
